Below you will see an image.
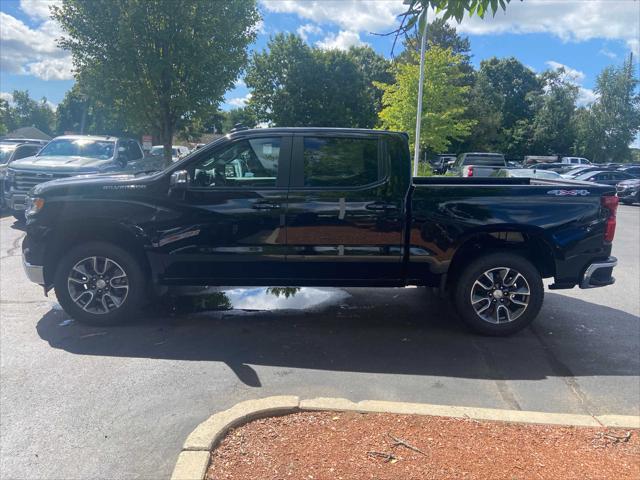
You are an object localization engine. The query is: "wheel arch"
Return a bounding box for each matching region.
[446,229,556,288]
[43,220,151,287]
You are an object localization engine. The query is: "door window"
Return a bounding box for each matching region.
[128,140,143,160]
[302,136,379,187]
[189,137,281,188]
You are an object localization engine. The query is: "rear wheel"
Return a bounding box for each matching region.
[54,242,146,325]
[453,252,544,336]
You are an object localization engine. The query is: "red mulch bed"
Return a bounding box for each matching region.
[207,411,639,480]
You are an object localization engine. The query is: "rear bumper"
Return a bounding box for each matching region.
[580,256,617,289]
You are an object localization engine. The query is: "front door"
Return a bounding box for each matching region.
[158,135,291,283]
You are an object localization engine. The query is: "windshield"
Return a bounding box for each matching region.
[38,138,115,159]
[0,145,17,164]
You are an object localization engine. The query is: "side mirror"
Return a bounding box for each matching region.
[170,170,189,190]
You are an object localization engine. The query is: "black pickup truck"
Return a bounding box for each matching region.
[21,128,619,335]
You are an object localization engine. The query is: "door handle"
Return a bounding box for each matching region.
[253,202,280,210]
[366,202,397,211]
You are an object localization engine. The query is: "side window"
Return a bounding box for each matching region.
[129,141,143,160]
[189,137,280,188]
[302,136,378,187]
[14,145,39,160]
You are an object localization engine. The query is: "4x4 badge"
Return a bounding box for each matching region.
[547,189,590,196]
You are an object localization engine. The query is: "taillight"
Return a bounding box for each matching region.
[465,166,474,177]
[601,195,618,243]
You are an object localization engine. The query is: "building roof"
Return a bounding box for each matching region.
[5,126,52,141]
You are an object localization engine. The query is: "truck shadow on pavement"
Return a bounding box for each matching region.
[35,288,639,388]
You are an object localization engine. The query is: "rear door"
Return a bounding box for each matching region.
[285,133,405,283]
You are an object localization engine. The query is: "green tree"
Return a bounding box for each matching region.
[574,56,640,163]
[397,18,472,66]
[0,90,55,135]
[222,107,258,132]
[53,0,259,160]
[0,99,12,136]
[376,47,475,155]
[55,83,142,137]
[246,34,390,128]
[529,68,579,155]
[465,58,541,158]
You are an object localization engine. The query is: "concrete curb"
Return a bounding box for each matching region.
[171,396,639,480]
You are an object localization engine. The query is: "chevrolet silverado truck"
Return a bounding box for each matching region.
[21,128,619,335]
[4,135,154,220]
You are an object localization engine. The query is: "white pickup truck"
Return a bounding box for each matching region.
[452,152,507,177]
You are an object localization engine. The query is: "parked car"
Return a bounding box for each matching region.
[523,155,558,165]
[452,152,506,177]
[149,145,190,161]
[562,165,616,179]
[525,162,572,173]
[616,179,640,204]
[617,165,640,178]
[4,135,147,219]
[0,140,46,209]
[573,170,634,186]
[22,127,619,336]
[493,168,563,180]
[429,153,456,174]
[561,156,591,165]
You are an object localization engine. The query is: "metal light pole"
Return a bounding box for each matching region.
[413,10,428,177]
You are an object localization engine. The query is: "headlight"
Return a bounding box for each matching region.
[25,197,45,217]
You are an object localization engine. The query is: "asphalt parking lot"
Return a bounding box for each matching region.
[1,205,639,480]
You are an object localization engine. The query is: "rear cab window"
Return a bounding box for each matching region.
[298,136,382,187]
[462,154,506,166]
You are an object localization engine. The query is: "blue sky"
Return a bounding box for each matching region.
[1,0,639,143]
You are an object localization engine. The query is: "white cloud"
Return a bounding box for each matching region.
[545,60,585,84]
[261,0,405,33]
[544,60,598,107]
[297,23,323,41]
[0,92,14,103]
[599,48,618,60]
[0,10,73,81]
[577,87,598,107]
[316,30,366,51]
[450,0,639,54]
[19,0,59,21]
[227,93,252,108]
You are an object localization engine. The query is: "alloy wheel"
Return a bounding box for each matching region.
[470,267,530,324]
[67,256,129,314]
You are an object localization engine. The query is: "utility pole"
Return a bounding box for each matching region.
[413,10,428,177]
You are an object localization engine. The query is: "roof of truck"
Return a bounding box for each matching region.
[227,127,407,137]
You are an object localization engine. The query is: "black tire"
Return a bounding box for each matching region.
[54,241,146,326]
[621,200,633,205]
[453,252,544,336]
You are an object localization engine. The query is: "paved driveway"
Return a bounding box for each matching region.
[1,206,638,479]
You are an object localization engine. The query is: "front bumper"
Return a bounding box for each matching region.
[5,193,28,211]
[580,256,617,289]
[23,256,45,285]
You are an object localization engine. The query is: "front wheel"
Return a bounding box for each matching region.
[453,252,544,336]
[54,242,146,326]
